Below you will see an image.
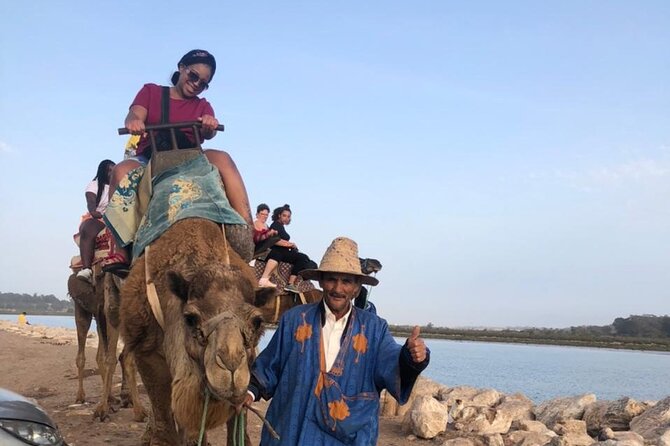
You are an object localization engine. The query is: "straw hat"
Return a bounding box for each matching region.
[299,237,379,286]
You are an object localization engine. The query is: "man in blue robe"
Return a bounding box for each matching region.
[246,237,430,445]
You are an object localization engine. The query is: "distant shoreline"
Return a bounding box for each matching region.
[5,313,669,353]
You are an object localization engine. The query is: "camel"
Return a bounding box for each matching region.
[120,218,272,445]
[67,271,146,422]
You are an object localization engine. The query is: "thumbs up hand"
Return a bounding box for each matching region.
[406,326,427,363]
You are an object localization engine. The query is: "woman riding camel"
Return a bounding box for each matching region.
[103,49,253,274]
[253,203,279,258]
[76,159,115,283]
[258,204,316,292]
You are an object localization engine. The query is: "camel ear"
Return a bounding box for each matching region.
[167,270,190,302]
[253,287,279,307]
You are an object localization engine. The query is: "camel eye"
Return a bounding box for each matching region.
[184,313,198,327]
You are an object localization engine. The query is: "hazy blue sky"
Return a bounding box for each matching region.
[1,1,668,328]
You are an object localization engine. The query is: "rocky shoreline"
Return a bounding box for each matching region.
[2,320,669,445]
[384,377,670,445]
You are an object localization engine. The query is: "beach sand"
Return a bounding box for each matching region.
[0,321,417,445]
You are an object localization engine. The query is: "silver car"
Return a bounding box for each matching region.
[0,388,66,446]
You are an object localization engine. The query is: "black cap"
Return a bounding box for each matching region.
[178,49,216,80]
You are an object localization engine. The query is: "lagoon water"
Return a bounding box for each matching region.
[3,314,668,403]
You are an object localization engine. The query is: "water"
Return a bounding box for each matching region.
[0,314,94,330]
[3,314,668,403]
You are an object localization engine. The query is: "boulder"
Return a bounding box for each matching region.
[583,397,648,436]
[629,396,670,442]
[590,431,644,446]
[536,394,597,429]
[504,430,554,446]
[471,389,501,407]
[496,394,534,426]
[551,420,594,446]
[659,428,670,446]
[516,420,557,437]
[442,439,477,446]
[483,434,504,446]
[396,377,449,417]
[403,395,449,439]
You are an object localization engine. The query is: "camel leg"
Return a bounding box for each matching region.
[94,315,119,421]
[135,350,180,446]
[74,303,93,404]
[119,346,147,421]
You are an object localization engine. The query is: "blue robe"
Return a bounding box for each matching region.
[251,301,429,445]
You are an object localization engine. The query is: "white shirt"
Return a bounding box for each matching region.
[85,180,110,214]
[322,302,352,371]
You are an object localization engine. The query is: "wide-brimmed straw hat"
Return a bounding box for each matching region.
[299,237,379,286]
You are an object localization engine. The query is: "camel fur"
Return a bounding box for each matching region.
[120,218,269,445]
[67,271,145,421]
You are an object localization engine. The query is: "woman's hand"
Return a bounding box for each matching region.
[199,114,219,138]
[126,118,146,135]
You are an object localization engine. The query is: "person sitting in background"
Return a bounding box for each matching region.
[17,312,30,326]
[253,203,279,258]
[76,160,116,283]
[258,204,316,292]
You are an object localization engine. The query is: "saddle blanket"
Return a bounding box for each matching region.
[104,153,247,260]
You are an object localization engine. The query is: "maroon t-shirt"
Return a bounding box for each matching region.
[131,83,215,156]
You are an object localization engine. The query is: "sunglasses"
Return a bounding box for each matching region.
[185,68,209,90]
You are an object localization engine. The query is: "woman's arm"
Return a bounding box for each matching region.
[125,105,148,134]
[85,192,102,218]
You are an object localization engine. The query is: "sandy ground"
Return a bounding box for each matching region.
[0,322,423,445]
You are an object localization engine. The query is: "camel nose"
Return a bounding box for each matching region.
[215,350,243,372]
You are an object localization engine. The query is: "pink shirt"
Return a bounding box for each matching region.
[131,83,215,156]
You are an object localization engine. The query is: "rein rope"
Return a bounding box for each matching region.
[197,388,249,446]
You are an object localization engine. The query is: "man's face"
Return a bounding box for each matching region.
[319,273,361,320]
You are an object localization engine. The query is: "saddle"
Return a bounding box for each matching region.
[70,228,111,272]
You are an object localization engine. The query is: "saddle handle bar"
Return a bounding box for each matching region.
[117,121,224,135]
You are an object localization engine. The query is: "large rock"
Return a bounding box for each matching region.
[381,376,448,417]
[629,396,670,442]
[583,397,648,436]
[516,420,557,437]
[505,430,554,445]
[404,395,449,439]
[551,420,594,446]
[442,439,477,446]
[496,393,534,425]
[659,428,670,446]
[536,394,597,429]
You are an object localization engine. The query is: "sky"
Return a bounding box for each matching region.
[1,1,668,328]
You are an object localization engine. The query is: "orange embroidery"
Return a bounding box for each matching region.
[328,398,350,429]
[352,328,368,363]
[294,312,312,353]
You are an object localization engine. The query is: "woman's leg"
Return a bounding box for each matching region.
[108,159,141,199]
[204,149,253,225]
[79,219,105,268]
[260,258,279,285]
[289,253,313,285]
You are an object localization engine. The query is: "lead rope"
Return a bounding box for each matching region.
[197,388,211,446]
[197,388,251,446]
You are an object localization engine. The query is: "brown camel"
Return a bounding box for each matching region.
[253,288,323,324]
[67,271,146,422]
[120,218,271,445]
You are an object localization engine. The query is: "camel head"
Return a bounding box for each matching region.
[166,264,267,404]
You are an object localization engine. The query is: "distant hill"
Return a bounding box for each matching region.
[0,292,74,314]
[391,314,670,352]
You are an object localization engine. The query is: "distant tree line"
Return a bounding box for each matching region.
[0,292,73,314]
[390,315,670,352]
